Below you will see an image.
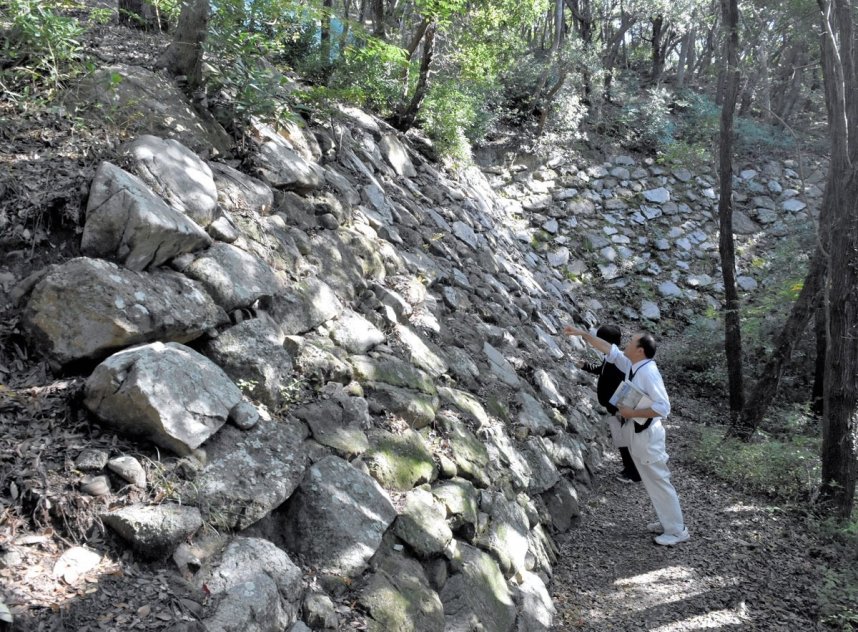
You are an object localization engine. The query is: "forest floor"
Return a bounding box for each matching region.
[551,393,853,631]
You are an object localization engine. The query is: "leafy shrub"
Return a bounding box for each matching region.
[1,0,84,93]
[601,82,675,154]
[327,35,406,115]
[690,424,821,502]
[419,79,482,163]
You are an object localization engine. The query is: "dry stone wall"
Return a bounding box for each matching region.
[16,62,822,632]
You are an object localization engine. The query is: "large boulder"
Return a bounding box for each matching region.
[122,135,219,227]
[182,416,308,530]
[281,456,396,578]
[82,161,212,270]
[198,537,303,632]
[21,258,226,366]
[71,65,231,154]
[84,342,242,456]
[441,543,516,632]
[203,318,292,408]
[180,242,283,312]
[101,504,202,560]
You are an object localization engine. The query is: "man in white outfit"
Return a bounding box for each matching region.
[564,325,690,546]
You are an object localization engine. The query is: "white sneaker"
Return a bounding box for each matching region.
[654,528,690,546]
[647,521,663,534]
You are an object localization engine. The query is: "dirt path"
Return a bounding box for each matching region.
[551,400,829,631]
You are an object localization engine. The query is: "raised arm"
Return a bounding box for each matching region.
[563,325,612,355]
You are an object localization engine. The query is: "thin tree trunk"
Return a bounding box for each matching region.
[392,21,436,131]
[372,0,384,37]
[676,29,692,87]
[650,14,664,83]
[812,303,827,417]
[816,0,857,519]
[759,41,772,121]
[157,0,208,90]
[718,0,744,424]
[730,251,827,437]
[320,0,333,66]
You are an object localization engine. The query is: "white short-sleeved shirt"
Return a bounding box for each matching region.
[606,345,671,419]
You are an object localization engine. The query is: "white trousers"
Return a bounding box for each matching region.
[627,420,685,535]
[606,413,629,448]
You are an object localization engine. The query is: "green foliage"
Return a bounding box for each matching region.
[690,424,821,502]
[1,0,84,94]
[418,79,483,163]
[663,314,728,390]
[328,36,407,114]
[603,83,675,154]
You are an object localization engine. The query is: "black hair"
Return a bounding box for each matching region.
[637,332,657,358]
[596,324,622,347]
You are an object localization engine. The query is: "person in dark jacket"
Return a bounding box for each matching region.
[580,324,641,483]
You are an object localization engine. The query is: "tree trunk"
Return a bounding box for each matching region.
[553,0,565,51]
[718,0,744,424]
[320,0,333,66]
[118,0,168,31]
[650,14,665,83]
[372,0,384,38]
[676,29,692,87]
[759,41,772,121]
[392,21,436,131]
[816,0,858,520]
[812,302,827,417]
[157,0,208,90]
[729,250,827,437]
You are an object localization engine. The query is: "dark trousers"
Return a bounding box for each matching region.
[619,446,641,481]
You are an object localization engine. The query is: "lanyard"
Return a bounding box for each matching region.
[628,360,652,382]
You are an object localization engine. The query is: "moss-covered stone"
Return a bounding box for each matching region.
[364,429,436,491]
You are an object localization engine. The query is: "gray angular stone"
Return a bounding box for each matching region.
[658,281,683,298]
[210,161,274,215]
[364,428,436,491]
[269,277,343,335]
[22,258,226,366]
[107,455,146,488]
[184,416,308,530]
[83,162,212,271]
[437,387,490,428]
[101,503,201,559]
[255,139,325,192]
[292,399,369,457]
[517,392,554,436]
[358,549,444,632]
[84,342,242,456]
[122,135,218,227]
[350,354,436,394]
[395,324,448,378]
[483,343,520,387]
[640,300,661,321]
[441,543,515,632]
[282,456,396,578]
[476,490,530,576]
[204,318,292,409]
[329,309,386,354]
[513,571,555,632]
[541,478,580,532]
[182,242,282,312]
[379,134,417,178]
[521,438,560,494]
[392,488,453,557]
[432,477,479,528]
[643,187,670,204]
[437,413,490,487]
